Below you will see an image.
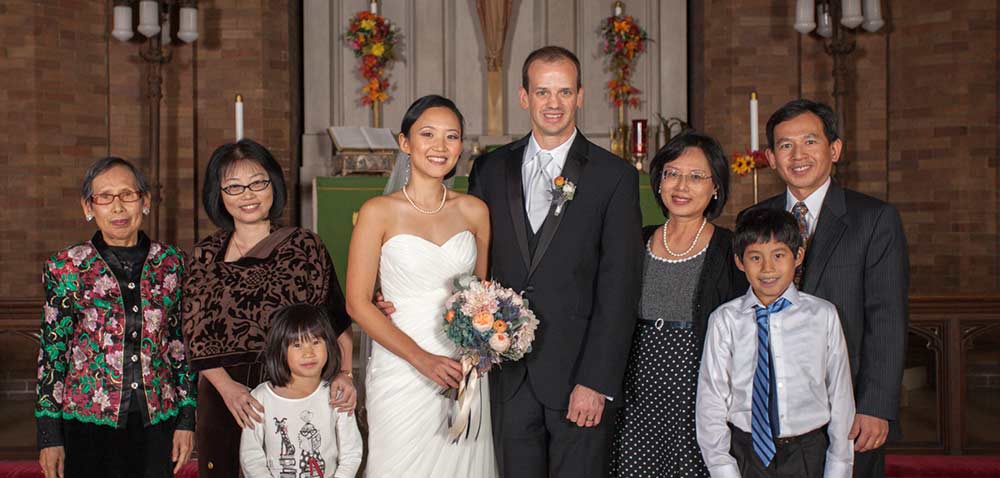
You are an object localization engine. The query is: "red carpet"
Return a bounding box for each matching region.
[0,461,197,478]
[886,455,1000,477]
[2,456,999,477]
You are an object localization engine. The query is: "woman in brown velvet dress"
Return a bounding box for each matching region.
[182,139,354,477]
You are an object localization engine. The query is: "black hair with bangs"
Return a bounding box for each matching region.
[264,304,341,387]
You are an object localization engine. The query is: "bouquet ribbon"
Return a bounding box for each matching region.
[446,355,483,443]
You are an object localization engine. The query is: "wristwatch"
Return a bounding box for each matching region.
[340,369,354,378]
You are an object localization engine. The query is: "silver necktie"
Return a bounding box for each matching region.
[526,151,554,232]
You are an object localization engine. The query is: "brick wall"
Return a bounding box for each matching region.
[2,1,998,300]
[700,0,999,294]
[0,0,296,301]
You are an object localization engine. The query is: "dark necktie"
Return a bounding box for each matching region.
[752,297,791,468]
[791,201,809,286]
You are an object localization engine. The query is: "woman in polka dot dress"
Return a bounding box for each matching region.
[610,132,747,477]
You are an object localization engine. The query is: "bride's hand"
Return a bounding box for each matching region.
[413,352,464,389]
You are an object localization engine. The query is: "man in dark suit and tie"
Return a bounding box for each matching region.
[742,99,909,478]
[468,46,642,477]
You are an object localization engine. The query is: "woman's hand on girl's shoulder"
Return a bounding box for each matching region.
[329,372,357,415]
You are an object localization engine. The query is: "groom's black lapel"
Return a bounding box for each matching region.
[527,134,589,279]
[505,143,532,272]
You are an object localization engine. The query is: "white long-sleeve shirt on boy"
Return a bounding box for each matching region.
[696,285,855,478]
[240,382,362,478]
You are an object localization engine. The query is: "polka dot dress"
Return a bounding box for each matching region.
[610,242,710,478]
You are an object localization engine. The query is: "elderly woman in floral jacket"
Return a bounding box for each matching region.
[36,157,196,478]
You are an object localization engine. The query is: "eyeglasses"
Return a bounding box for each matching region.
[661,168,713,185]
[90,190,143,205]
[221,179,271,196]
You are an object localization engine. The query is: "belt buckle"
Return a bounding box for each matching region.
[775,436,795,446]
[654,318,664,330]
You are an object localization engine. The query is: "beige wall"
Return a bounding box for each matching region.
[300,0,687,223]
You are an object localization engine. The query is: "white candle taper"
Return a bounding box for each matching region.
[235,94,244,141]
[750,92,759,151]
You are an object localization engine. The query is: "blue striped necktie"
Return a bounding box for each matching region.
[752,297,791,468]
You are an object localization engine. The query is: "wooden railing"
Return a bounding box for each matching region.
[2,296,999,459]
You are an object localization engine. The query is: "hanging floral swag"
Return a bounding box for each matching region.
[343,11,400,105]
[599,13,651,108]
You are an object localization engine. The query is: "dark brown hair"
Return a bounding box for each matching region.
[521,45,582,90]
[264,304,341,387]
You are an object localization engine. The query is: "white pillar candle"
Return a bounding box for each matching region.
[137,0,160,38]
[750,92,759,151]
[614,4,622,16]
[794,0,816,34]
[235,95,244,141]
[370,0,378,14]
[841,0,864,28]
[111,5,134,42]
[161,17,171,45]
[816,3,834,38]
[862,0,885,32]
[178,6,199,43]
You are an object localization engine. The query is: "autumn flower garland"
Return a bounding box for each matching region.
[599,14,650,108]
[343,11,399,105]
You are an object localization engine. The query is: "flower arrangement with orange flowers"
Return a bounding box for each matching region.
[441,274,538,441]
[599,13,650,108]
[343,11,399,105]
[731,149,769,177]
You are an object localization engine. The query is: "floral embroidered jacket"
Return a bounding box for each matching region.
[36,239,197,428]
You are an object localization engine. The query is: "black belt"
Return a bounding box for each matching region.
[730,422,827,446]
[637,317,692,330]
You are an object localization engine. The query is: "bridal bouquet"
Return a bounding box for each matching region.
[441,274,539,440]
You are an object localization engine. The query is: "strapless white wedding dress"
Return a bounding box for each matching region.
[365,230,498,478]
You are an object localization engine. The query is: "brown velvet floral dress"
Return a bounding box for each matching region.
[182,226,350,478]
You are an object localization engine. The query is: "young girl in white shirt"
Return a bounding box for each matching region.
[240,304,362,478]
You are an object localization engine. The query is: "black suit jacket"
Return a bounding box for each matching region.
[741,180,910,437]
[641,225,748,360]
[469,131,643,410]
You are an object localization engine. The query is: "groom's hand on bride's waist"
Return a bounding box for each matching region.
[374,291,396,319]
[566,384,606,428]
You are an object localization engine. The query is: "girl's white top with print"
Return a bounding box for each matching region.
[240,382,362,478]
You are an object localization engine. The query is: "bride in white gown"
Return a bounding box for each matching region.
[345,95,498,478]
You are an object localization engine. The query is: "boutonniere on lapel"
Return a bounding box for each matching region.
[550,176,576,216]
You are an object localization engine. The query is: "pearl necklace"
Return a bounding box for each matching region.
[662,217,707,257]
[402,183,448,215]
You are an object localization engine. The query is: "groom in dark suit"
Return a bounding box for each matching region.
[742,99,909,478]
[469,46,642,477]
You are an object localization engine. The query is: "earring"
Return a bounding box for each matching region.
[85,214,94,222]
[403,159,411,186]
[142,207,150,215]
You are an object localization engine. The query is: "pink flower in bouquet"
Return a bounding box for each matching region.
[489,333,511,353]
[472,312,494,333]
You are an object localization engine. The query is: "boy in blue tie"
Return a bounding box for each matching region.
[696,208,854,478]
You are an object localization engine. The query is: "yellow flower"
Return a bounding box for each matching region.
[730,155,753,176]
[360,19,376,31]
[371,43,385,57]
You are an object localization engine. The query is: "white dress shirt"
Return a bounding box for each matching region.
[522,130,576,195]
[241,382,363,478]
[696,284,854,478]
[522,130,577,230]
[784,177,831,237]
